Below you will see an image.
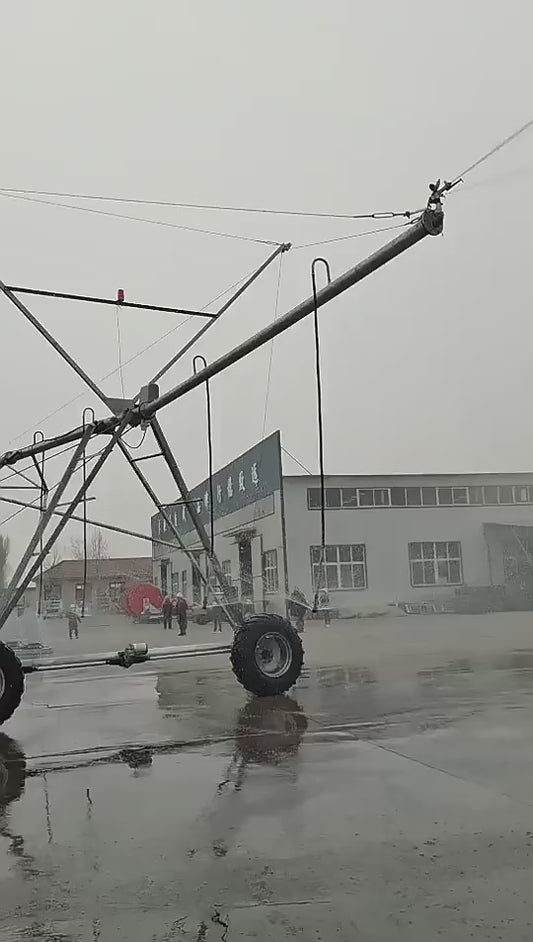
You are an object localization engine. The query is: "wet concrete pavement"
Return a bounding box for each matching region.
[2,613,533,939]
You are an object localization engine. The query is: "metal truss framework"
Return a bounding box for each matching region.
[0,196,444,642]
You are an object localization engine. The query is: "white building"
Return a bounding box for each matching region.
[151,432,533,616]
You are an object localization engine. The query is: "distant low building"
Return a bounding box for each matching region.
[151,431,533,617]
[37,557,152,615]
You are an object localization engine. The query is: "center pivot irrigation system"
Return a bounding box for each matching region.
[0,184,445,726]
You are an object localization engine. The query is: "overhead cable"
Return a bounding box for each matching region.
[0,191,281,246]
[294,220,414,250]
[0,186,423,221]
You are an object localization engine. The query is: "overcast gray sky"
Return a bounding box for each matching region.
[1,0,532,562]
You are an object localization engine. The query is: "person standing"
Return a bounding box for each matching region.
[318,588,331,627]
[289,587,308,634]
[68,605,81,640]
[175,592,188,636]
[162,595,173,631]
[212,601,223,633]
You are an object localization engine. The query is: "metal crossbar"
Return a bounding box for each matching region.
[0,200,444,634]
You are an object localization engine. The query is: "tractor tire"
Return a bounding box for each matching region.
[230,614,304,697]
[0,734,26,805]
[0,643,25,726]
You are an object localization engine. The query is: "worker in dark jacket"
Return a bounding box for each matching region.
[162,595,173,630]
[175,593,188,636]
[289,587,308,634]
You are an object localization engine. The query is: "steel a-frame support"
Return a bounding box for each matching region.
[0,246,290,632]
[0,413,131,630]
[0,199,444,636]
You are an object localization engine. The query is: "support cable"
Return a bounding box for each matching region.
[193,356,215,607]
[192,357,215,558]
[261,253,284,439]
[115,305,126,398]
[0,186,423,220]
[0,191,282,246]
[32,431,47,618]
[310,259,332,612]
[81,408,94,618]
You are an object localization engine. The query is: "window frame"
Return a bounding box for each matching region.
[408,540,463,587]
[262,549,279,594]
[310,543,367,591]
[306,483,533,511]
[109,579,125,601]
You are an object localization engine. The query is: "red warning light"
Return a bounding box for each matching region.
[117,288,125,303]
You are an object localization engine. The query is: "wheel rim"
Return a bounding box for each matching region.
[254,632,293,679]
[0,668,5,702]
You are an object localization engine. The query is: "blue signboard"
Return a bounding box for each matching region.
[151,430,281,544]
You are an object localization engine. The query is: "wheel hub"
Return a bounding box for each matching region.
[254,632,293,679]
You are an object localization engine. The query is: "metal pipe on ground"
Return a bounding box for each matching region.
[22,642,232,673]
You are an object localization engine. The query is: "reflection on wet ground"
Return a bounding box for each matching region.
[3,646,533,799]
[4,625,533,938]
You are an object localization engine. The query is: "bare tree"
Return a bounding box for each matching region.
[70,528,110,605]
[0,534,10,589]
[43,544,62,572]
[70,528,109,562]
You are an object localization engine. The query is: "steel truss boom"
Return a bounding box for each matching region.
[0,197,443,640]
[0,205,443,471]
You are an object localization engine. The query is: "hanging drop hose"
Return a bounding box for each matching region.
[32,430,46,618]
[311,259,331,612]
[193,356,215,609]
[81,408,95,617]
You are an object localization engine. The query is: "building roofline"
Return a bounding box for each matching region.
[282,471,533,481]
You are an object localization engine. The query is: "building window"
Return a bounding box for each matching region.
[307,488,322,509]
[262,550,279,593]
[310,544,367,591]
[515,485,529,503]
[341,487,358,508]
[307,483,533,511]
[391,487,406,506]
[409,541,463,587]
[109,580,125,601]
[44,582,61,600]
[222,560,232,584]
[452,487,468,505]
[181,570,188,597]
[359,489,374,507]
[171,572,180,595]
[498,485,514,504]
[437,487,452,505]
[484,485,498,505]
[325,488,341,508]
[373,488,390,506]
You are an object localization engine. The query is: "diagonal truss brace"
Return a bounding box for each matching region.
[0,200,444,635]
[0,413,131,629]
